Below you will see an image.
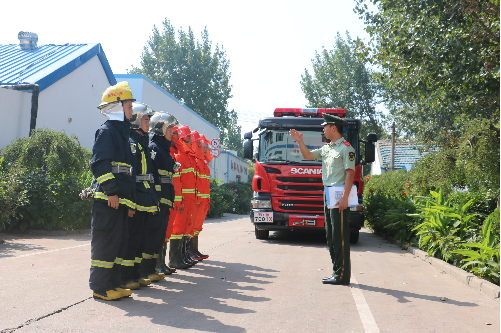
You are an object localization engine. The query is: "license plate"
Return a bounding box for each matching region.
[254,212,273,222]
[292,219,316,226]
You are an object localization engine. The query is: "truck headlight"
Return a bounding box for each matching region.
[350,204,364,212]
[251,199,272,209]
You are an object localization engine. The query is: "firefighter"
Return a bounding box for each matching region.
[169,125,197,268]
[166,127,191,269]
[289,113,355,285]
[121,103,164,291]
[189,132,210,260]
[148,111,180,275]
[90,81,136,301]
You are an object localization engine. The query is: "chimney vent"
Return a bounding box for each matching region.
[18,31,38,50]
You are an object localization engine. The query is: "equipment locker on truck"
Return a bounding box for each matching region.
[243,108,377,243]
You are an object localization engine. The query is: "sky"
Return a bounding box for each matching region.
[1,0,371,135]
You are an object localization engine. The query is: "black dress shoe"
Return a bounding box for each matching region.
[322,277,349,285]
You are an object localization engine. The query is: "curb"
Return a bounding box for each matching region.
[371,230,500,300]
[407,246,500,300]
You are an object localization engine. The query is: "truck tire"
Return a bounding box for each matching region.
[350,230,360,244]
[255,226,269,240]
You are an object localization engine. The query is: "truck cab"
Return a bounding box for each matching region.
[243,108,377,243]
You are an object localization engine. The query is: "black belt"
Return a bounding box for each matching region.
[136,174,154,182]
[160,176,173,184]
[111,164,132,176]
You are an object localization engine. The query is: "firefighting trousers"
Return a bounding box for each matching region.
[89,201,129,292]
[186,201,201,238]
[121,211,151,283]
[195,200,210,235]
[172,198,196,238]
[165,205,178,243]
[144,206,170,261]
[324,202,351,284]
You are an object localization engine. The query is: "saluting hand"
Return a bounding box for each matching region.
[289,129,303,142]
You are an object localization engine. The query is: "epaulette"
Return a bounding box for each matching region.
[343,141,351,146]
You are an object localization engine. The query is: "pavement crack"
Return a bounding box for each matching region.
[1,297,92,333]
[206,232,253,251]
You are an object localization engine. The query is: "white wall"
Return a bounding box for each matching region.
[116,74,222,179]
[116,75,220,143]
[211,151,248,183]
[37,56,112,150]
[0,88,31,149]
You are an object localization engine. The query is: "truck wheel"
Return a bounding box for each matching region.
[255,226,269,240]
[350,230,360,244]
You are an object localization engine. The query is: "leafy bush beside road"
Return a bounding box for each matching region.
[364,168,500,285]
[0,129,92,232]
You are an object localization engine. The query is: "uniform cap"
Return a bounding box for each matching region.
[321,113,346,126]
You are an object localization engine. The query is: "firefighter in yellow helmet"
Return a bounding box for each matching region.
[89,81,136,301]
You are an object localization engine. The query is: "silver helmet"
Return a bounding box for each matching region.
[149,111,180,136]
[130,102,155,129]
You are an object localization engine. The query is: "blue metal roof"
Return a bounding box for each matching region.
[0,43,116,91]
[378,140,429,170]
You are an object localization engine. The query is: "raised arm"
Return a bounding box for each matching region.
[289,129,316,160]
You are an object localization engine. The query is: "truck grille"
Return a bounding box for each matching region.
[276,177,322,183]
[277,185,323,192]
[278,199,324,213]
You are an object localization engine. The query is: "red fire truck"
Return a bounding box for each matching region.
[243,108,377,243]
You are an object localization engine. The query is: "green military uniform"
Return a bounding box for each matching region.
[311,115,356,285]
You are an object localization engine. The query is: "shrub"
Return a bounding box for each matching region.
[0,129,92,231]
[219,182,252,215]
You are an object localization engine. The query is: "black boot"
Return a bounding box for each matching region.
[188,237,202,261]
[192,236,209,260]
[156,244,175,275]
[168,239,190,269]
[182,237,196,266]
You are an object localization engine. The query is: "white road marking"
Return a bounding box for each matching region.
[350,276,380,333]
[0,243,91,260]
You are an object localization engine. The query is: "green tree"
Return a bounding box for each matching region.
[355,0,500,146]
[300,32,386,140]
[129,19,240,149]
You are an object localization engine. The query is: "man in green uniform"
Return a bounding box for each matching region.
[289,113,355,285]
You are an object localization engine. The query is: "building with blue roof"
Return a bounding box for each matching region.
[0,40,116,149]
[371,140,430,175]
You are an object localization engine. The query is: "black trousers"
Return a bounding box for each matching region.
[121,210,150,283]
[141,206,170,275]
[89,201,129,292]
[324,203,351,284]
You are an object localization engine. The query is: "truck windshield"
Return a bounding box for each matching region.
[259,130,324,164]
[258,129,359,164]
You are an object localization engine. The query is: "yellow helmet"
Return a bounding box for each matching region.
[98,81,136,109]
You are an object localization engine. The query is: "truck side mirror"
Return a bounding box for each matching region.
[243,131,252,140]
[364,133,377,164]
[243,139,253,160]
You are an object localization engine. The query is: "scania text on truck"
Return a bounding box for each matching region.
[243,108,377,243]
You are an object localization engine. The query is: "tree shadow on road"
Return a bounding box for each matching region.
[101,260,278,332]
[356,284,479,307]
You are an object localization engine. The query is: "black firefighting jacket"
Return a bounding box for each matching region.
[130,130,158,213]
[149,135,175,208]
[91,120,135,209]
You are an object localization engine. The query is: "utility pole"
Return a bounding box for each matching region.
[391,122,395,171]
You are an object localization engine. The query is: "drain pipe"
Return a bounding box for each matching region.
[1,84,39,136]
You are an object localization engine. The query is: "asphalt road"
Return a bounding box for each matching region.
[0,214,499,333]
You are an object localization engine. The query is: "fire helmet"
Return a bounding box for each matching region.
[98,81,135,109]
[149,111,180,136]
[200,134,209,148]
[190,131,200,142]
[177,125,191,140]
[130,103,155,129]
